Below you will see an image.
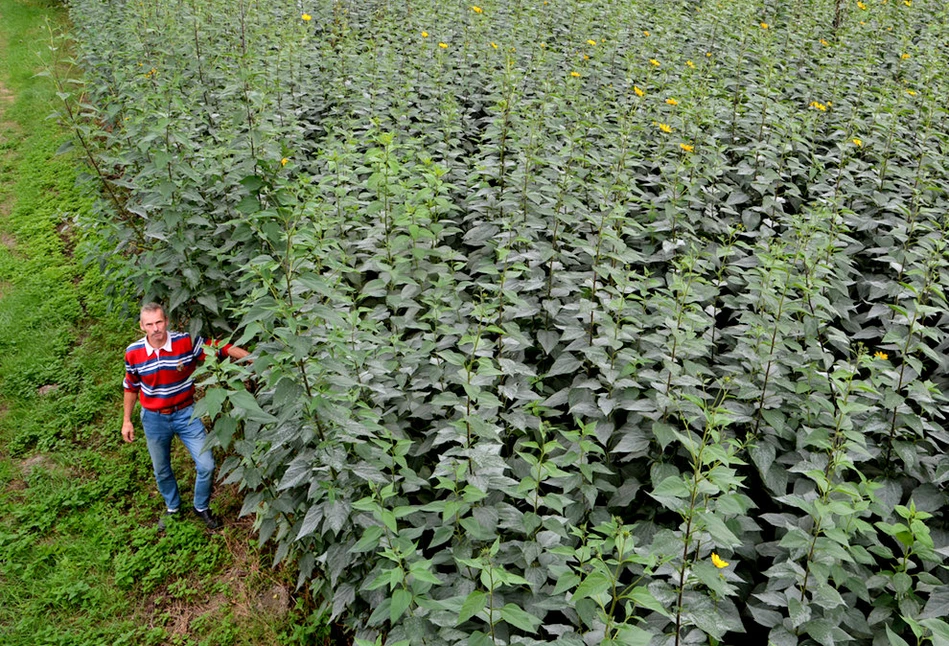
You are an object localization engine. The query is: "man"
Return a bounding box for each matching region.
[121,302,250,531]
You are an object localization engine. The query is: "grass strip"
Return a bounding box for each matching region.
[0,2,325,644]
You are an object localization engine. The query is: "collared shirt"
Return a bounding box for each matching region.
[144,333,173,357]
[123,331,231,411]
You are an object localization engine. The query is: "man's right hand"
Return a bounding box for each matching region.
[121,420,135,443]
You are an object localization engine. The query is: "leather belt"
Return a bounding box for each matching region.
[151,400,194,415]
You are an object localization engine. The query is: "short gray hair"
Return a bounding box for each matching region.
[140,302,167,320]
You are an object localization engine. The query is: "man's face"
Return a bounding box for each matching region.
[140,309,168,348]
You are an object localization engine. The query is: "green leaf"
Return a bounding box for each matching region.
[886,624,911,646]
[500,603,541,633]
[768,626,797,646]
[612,625,654,646]
[239,175,264,192]
[367,597,391,626]
[408,565,442,586]
[649,475,689,511]
[228,389,277,423]
[212,416,238,448]
[296,504,323,540]
[351,526,385,553]
[628,587,669,616]
[197,387,227,419]
[325,500,350,534]
[920,618,949,645]
[572,571,611,600]
[803,618,843,646]
[921,586,949,620]
[457,590,486,624]
[787,596,811,629]
[699,511,742,548]
[379,509,398,533]
[391,588,412,623]
[553,572,581,595]
[468,632,493,646]
[683,597,733,640]
[546,352,582,377]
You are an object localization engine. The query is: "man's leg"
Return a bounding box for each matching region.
[173,406,215,512]
[141,409,182,512]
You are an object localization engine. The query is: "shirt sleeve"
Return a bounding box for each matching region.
[197,336,233,361]
[123,356,141,393]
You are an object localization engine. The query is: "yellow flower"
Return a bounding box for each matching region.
[852,138,862,147]
[490,41,498,49]
[820,38,830,46]
[649,58,660,66]
[857,1,867,8]
[540,42,546,48]
[901,52,910,59]
[686,60,695,68]
[570,71,581,77]
[587,39,597,46]
[439,42,448,48]
[471,5,483,13]
[809,101,828,111]
[904,0,911,5]
[711,553,729,569]
[583,54,589,60]
[658,122,672,133]
[643,30,650,37]
[705,52,712,57]
[875,351,889,360]
[421,31,429,38]
[281,157,289,166]
[666,98,678,106]
[906,89,917,96]
[634,86,645,97]
[760,22,769,29]
[301,13,312,21]
[680,143,694,152]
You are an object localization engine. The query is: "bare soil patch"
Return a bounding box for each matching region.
[20,453,57,476]
[142,515,293,641]
[37,383,60,397]
[0,79,18,221]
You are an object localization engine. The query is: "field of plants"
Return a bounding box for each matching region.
[62,0,949,644]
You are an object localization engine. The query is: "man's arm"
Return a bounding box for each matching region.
[226,345,251,361]
[122,390,138,442]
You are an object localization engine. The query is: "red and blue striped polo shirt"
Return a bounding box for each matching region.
[123,331,231,412]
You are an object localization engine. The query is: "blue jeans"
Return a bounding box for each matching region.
[141,405,214,511]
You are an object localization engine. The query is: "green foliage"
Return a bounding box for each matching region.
[113,522,228,593]
[63,0,949,644]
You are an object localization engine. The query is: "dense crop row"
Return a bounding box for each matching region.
[64,0,949,643]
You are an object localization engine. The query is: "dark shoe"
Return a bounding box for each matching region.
[193,507,220,530]
[157,509,179,532]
